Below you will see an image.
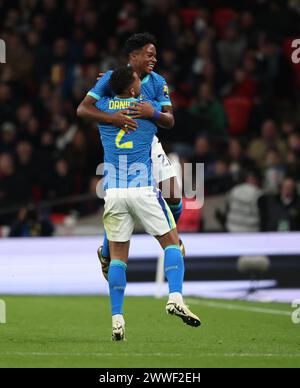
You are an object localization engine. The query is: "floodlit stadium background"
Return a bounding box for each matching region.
[1,0,300,302]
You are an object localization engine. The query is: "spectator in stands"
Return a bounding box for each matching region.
[217,23,246,75]
[263,148,285,193]
[286,150,300,181]
[248,119,287,167]
[49,158,74,200]
[9,206,54,237]
[99,36,120,72]
[281,119,297,138]
[222,67,257,101]
[260,177,300,231]
[37,131,56,197]
[15,140,36,199]
[193,135,216,171]
[54,115,78,152]
[287,132,300,158]
[63,129,93,194]
[189,82,227,138]
[0,153,17,205]
[16,103,34,127]
[191,38,212,77]
[0,83,14,122]
[0,153,31,224]
[22,117,41,147]
[0,122,17,154]
[224,170,263,233]
[6,34,33,82]
[226,138,255,182]
[206,159,234,195]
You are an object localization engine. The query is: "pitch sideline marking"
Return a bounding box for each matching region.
[2,351,300,358]
[185,298,291,317]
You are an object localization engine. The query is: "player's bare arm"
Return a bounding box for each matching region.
[156,105,175,129]
[129,103,174,129]
[77,95,138,133]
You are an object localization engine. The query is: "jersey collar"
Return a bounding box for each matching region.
[114,97,137,102]
[141,74,150,84]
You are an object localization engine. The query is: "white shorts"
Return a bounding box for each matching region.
[103,186,176,242]
[151,136,177,184]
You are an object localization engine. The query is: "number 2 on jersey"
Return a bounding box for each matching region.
[115,129,133,149]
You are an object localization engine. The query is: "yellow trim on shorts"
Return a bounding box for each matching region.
[165,202,176,229]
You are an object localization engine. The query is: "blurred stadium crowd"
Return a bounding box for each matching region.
[1,0,300,236]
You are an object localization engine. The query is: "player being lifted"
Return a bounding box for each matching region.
[77,33,184,279]
[95,66,200,340]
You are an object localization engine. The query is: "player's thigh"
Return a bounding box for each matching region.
[103,194,135,243]
[129,187,176,237]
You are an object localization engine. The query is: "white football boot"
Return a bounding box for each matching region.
[112,315,126,341]
[166,293,201,327]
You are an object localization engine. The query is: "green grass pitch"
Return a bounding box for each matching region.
[0,296,299,368]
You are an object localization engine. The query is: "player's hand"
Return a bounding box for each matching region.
[110,110,138,133]
[129,102,154,119]
[97,72,105,80]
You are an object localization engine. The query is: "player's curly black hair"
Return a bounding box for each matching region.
[109,66,135,95]
[122,33,157,55]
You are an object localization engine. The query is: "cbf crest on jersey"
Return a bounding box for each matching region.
[163,85,169,98]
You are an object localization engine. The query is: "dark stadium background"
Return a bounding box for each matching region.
[1,0,300,293]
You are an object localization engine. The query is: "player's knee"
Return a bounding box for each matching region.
[157,228,179,248]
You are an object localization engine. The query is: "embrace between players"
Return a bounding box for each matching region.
[77,33,201,341]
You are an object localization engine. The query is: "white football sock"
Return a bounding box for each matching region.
[112,314,125,326]
[168,292,183,304]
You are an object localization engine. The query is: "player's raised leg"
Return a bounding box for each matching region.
[131,187,201,327]
[156,228,201,328]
